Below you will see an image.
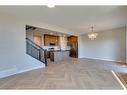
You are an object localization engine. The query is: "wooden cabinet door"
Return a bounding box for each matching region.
[44,34,59,46]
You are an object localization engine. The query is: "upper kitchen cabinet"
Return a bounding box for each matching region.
[44,34,60,46]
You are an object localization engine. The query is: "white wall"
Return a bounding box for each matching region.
[0,13,46,78]
[78,27,126,63]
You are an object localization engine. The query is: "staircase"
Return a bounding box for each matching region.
[26,38,47,67]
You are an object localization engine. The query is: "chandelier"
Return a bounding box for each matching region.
[88,26,98,40]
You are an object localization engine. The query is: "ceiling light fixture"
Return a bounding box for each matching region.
[47,4,55,8]
[88,26,98,40]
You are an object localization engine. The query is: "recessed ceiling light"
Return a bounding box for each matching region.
[47,4,55,8]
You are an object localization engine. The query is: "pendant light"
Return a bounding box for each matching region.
[88,26,98,40]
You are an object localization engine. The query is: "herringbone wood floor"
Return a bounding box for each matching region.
[0,58,126,89]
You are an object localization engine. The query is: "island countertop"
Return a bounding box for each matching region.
[50,50,70,63]
[51,50,70,52]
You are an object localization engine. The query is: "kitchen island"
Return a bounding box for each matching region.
[50,50,70,63]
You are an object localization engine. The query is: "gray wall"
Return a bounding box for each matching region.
[0,13,45,78]
[78,27,126,63]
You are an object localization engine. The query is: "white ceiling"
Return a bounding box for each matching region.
[0,6,127,35]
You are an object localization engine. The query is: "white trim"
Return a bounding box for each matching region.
[125,25,127,64]
[111,70,127,90]
[0,67,17,78]
[0,65,44,78]
[16,65,45,75]
[78,56,125,64]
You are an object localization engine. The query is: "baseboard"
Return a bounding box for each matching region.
[0,65,45,79]
[16,65,45,76]
[0,66,17,78]
[79,56,125,64]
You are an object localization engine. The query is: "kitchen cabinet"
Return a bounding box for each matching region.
[44,34,59,46]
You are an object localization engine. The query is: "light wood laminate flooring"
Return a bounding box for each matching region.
[0,58,127,89]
